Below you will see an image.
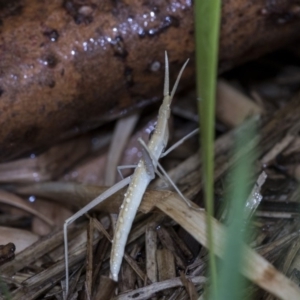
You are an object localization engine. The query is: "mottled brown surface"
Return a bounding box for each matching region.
[0,0,300,161]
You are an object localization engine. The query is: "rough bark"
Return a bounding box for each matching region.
[0,0,300,161]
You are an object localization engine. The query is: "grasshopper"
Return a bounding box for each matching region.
[64,52,198,295]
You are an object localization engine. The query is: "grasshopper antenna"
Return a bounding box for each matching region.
[170,58,189,100]
[164,51,169,97]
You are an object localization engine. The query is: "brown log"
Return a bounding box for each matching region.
[0,0,300,161]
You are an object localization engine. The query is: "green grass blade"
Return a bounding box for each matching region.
[194,0,221,295]
[216,122,257,300]
[0,279,11,300]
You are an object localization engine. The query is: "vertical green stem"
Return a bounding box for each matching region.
[194,0,221,296]
[216,122,256,300]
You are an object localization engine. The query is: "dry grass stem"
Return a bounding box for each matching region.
[113,275,206,300]
[93,275,116,299]
[157,226,186,269]
[157,249,176,282]
[0,137,92,183]
[119,245,139,292]
[85,218,94,299]
[282,236,300,275]
[179,271,198,300]
[123,253,148,284]
[257,231,299,260]
[0,190,53,226]
[216,79,263,128]
[145,225,158,283]
[261,134,295,166]
[155,193,300,300]
[105,113,139,186]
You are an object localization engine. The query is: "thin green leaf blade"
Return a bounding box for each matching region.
[194,0,221,295]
